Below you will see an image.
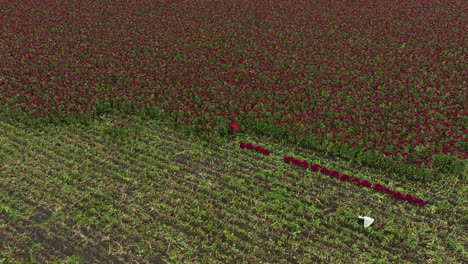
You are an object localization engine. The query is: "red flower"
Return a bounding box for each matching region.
[373,184,385,192]
[310,164,321,172]
[386,189,396,196]
[292,158,301,166]
[283,156,293,163]
[320,167,330,176]
[393,191,404,200]
[231,122,238,132]
[351,177,361,185]
[330,171,340,179]
[245,143,254,150]
[360,180,372,188]
[413,197,426,207]
[300,160,308,168]
[340,174,351,182]
[254,146,263,152]
[239,141,245,148]
[405,194,415,203]
[261,149,270,156]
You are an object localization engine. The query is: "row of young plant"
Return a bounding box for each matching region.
[238,139,426,207]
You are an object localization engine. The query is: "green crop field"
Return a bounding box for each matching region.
[0,110,466,263]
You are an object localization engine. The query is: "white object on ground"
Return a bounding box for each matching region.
[358,216,375,228]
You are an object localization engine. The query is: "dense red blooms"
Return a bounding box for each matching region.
[360,180,372,188]
[393,192,405,200]
[413,198,426,207]
[330,171,340,179]
[283,154,426,206]
[373,184,385,192]
[320,167,330,176]
[340,174,351,182]
[310,164,321,172]
[405,194,415,203]
[384,188,395,196]
[239,141,270,156]
[0,0,465,171]
[351,178,361,185]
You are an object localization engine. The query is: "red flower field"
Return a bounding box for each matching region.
[1,0,466,172]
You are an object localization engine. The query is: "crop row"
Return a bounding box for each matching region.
[282,156,426,207]
[238,140,426,207]
[239,141,271,156]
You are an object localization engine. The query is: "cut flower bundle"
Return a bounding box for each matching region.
[283,156,426,207]
[237,138,426,207]
[239,141,270,156]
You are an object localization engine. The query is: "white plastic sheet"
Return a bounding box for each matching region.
[358,216,375,228]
